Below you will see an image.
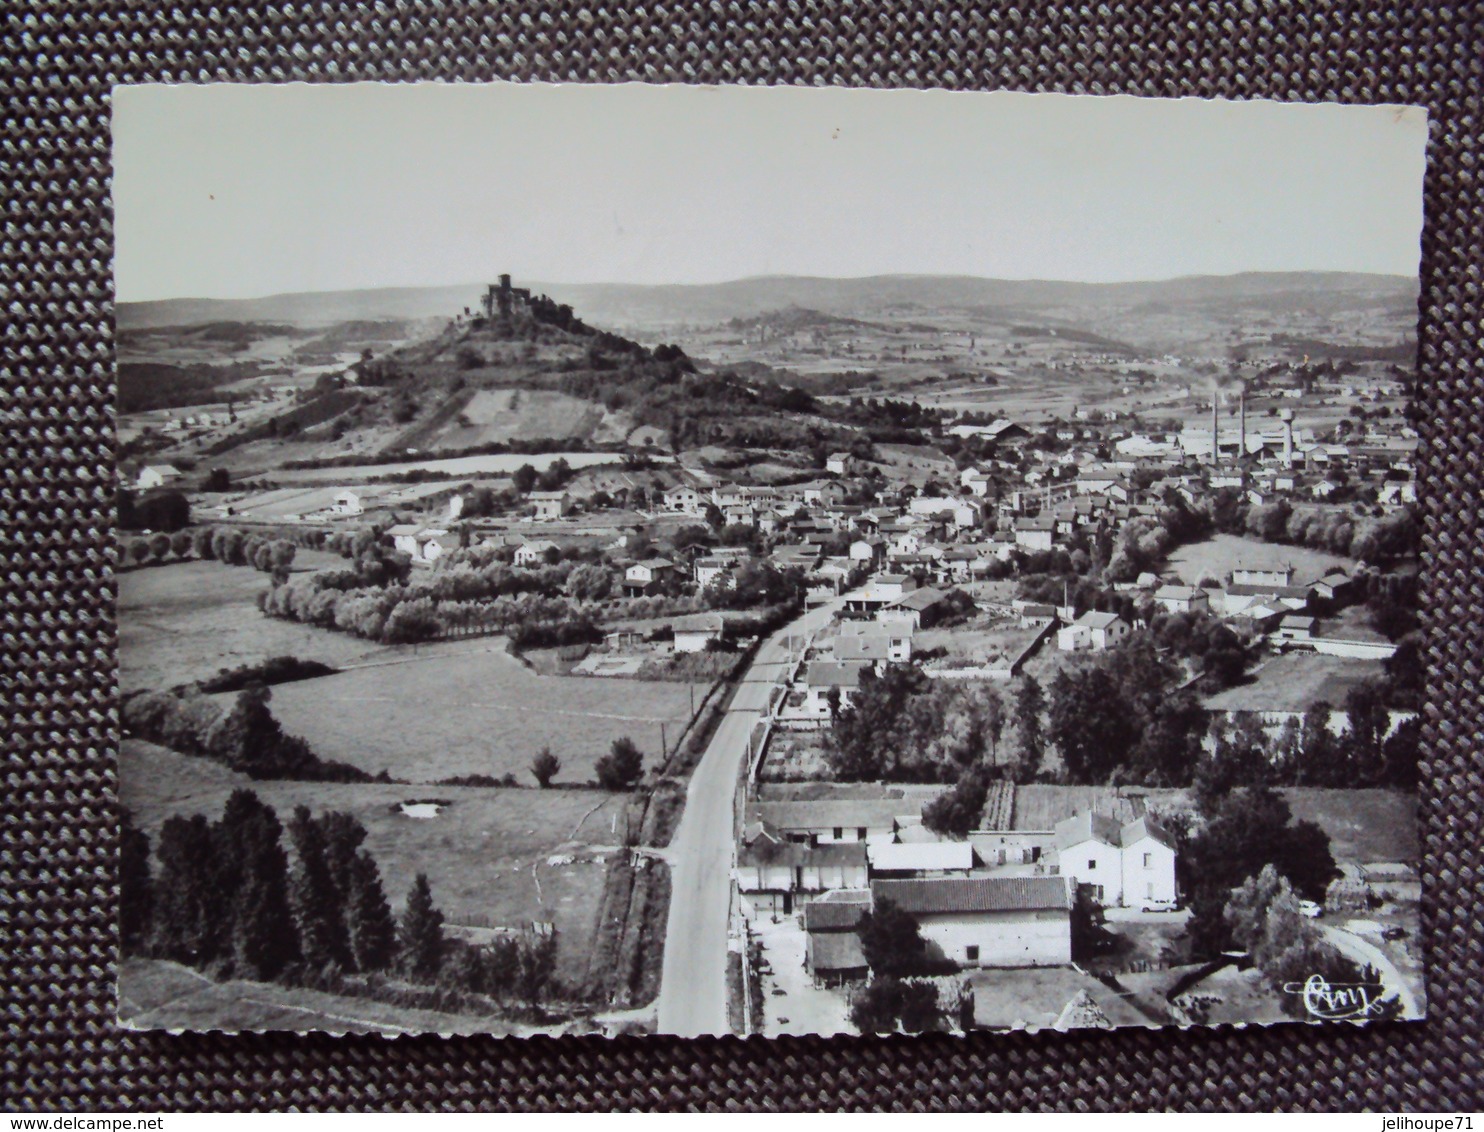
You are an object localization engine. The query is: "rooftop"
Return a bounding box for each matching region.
[867,841,975,873]
[871,876,1072,916]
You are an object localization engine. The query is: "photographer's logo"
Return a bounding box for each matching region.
[1282,973,1390,1020]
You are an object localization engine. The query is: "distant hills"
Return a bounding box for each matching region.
[118,271,1418,334]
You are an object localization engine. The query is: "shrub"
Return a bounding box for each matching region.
[595,736,644,792]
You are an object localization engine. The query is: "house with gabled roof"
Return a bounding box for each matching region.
[800,660,871,717]
[1053,812,1176,910]
[136,464,182,491]
[1056,610,1130,652]
[513,539,559,568]
[1152,584,1209,615]
[624,557,675,596]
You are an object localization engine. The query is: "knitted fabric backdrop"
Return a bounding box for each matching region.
[3,0,1481,1112]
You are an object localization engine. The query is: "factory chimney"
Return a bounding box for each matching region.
[1239,389,1247,465]
[1211,389,1220,466]
[1280,408,1295,468]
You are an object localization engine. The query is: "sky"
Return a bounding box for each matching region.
[112,83,1429,303]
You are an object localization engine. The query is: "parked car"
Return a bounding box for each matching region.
[1382,926,1407,941]
[1298,900,1323,919]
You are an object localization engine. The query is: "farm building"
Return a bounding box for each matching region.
[331,490,364,516]
[386,523,425,558]
[735,829,868,917]
[1275,614,1318,642]
[870,876,1074,969]
[878,586,954,630]
[866,840,974,878]
[136,464,182,490]
[755,798,920,847]
[803,893,871,985]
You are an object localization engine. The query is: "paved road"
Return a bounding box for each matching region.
[1319,923,1423,1020]
[655,599,844,1037]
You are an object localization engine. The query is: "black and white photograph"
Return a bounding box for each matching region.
[111,83,1429,1038]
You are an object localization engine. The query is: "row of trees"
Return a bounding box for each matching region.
[1197,687,1420,795]
[121,525,298,574]
[123,795,561,1010]
[123,684,370,782]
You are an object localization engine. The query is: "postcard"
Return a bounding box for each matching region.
[112,83,1428,1036]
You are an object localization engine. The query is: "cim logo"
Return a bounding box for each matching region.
[1283,973,1392,1020]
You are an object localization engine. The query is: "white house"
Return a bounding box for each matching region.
[1056,611,1130,652]
[961,468,993,497]
[386,523,425,558]
[421,532,456,563]
[1152,584,1209,615]
[694,557,733,590]
[331,490,364,516]
[825,452,855,476]
[834,621,913,665]
[529,490,569,521]
[849,538,885,566]
[663,485,703,514]
[136,465,181,491]
[800,660,870,716]
[1014,516,1056,551]
[1232,564,1293,588]
[870,877,1074,968]
[1053,812,1177,910]
[672,611,724,653]
[513,539,559,568]
[624,558,675,596]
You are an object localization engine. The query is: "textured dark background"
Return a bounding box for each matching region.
[2,0,1481,1112]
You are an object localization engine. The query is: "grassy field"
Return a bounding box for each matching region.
[1282,788,1418,863]
[1202,651,1385,713]
[916,622,1043,665]
[1009,784,1416,864]
[119,556,394,692]
[429,388,612,448]
[280,451,631,484]
[118,957,518,1035]
[121,740,628,988]
[1165,532,1356,587]
[260,643,707,785]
